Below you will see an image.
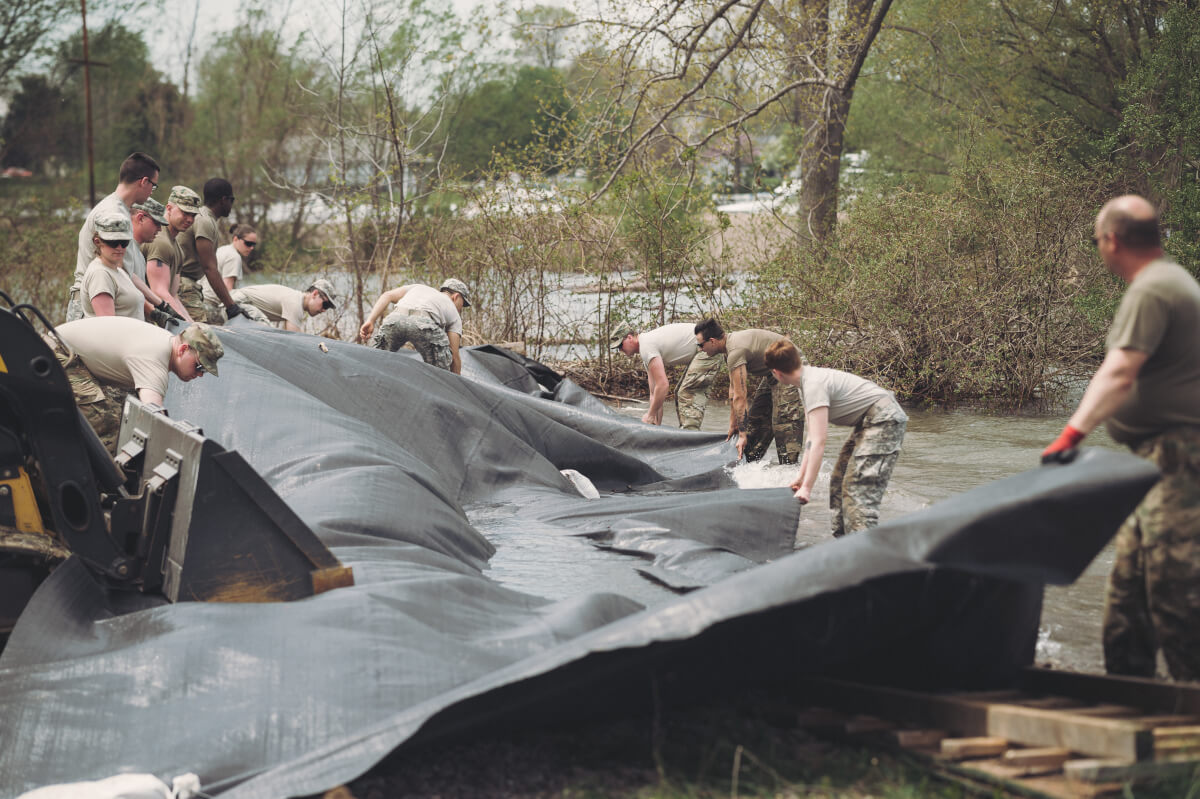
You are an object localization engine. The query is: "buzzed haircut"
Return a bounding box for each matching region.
[694,318,725,342]
[203,178,234,205]
[1108,211,1162,250]
[764,339,802,373]
[118,152,160,184]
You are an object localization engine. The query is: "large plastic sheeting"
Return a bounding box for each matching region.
[0,324,1158,799]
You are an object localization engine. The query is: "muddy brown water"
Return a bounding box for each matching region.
[478,397,1129,677]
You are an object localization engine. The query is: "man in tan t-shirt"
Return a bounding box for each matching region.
[177,177,242,321]
[693,318,804,464]
[229,280,337,331]
[51,317,224,455]
[1042,195,1200,682]
[145,186,202,323]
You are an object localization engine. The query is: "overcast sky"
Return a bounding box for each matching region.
[144,0,491,90]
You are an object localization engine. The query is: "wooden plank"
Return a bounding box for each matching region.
[988,704,1157,762]
[892,728,946,748]
[798,677,989,737]
[941,736,1009,760]
[1003,746,1072,769]
[1012,696,1086,710]
[799,677,1159,761]
[1061,704,1140,718]
[1021,668,1200,716]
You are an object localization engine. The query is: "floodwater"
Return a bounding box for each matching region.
[478,395,1130,676]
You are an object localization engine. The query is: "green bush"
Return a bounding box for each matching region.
[0,185,82,321]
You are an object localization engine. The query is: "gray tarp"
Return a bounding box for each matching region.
[0,325,1158,798]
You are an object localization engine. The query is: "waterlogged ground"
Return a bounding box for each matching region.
[479,397,1128,676]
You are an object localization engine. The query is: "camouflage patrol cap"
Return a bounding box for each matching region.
[308,278,338,309]
[608,320,636,349]
[94,212,133,241]
[167,185,202,214]
[439,278,472,308]
[132,197,168,225]
[180,323,224,376]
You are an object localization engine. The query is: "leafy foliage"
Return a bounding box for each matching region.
[1112,3,1200,267]
[744,138,1117,406]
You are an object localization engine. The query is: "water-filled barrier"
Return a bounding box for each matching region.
[0,323,1158,797]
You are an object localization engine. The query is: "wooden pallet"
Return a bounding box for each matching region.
[794,669,1200,798]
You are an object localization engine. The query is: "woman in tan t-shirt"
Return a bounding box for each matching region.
[81,211,145,321]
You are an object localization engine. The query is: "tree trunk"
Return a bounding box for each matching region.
[797,88,850,245]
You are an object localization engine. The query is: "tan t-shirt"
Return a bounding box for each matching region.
[639,323,701,369]
[144,229,183,282]
[725,329,785,376]
[56,316,173,396]
[1105,258,1200,444]
[202,245,245,303]
[81,258,145,321]
[394,284,463,334]
[799,365,894,427]
[177,206,220,281]
[232,284,306,328]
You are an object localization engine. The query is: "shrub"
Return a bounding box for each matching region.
[743,142,1118,406]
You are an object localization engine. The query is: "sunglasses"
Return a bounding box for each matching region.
[242,240,257,248]
[103,239,130,249]
[194,358,206,376]
[322,299,333,311]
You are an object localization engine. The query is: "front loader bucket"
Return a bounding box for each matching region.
[117,399,354,602]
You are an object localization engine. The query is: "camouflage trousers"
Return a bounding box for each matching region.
[178,277,208,322]
[1103,425,1200,682]
[675,352,722,430]
[52,346,128,456]
[65,287,84,323]
[829,397,907,537]
[743,373,805,465]
[208,291,271,326]
[373,312,452,370]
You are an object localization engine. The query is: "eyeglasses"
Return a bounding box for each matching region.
[242,240,257,248]
[103,239,130,249]
[144,177,158,191]
[194,358,206,376]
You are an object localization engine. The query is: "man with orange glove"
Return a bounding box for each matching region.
[1043,195,1200,681]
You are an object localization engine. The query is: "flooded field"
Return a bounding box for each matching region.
[480,395,1129,676]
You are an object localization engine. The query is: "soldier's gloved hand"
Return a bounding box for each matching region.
[1041,424,1084,464]
[225,304,244,320]
[149,308,172,327]
[156,300,184,321]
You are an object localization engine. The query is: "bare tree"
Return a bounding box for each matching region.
[572,0,894,247]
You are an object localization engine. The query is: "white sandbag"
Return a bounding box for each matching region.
[18,772,200,799]
[560,468,600,499]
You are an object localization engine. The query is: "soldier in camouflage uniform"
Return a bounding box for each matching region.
[50,317,224,455]
[359,279,471,374]
[766,339,907,537]
[694,319,804,465]
[742,371,805,464]
[176,178,245,324]
[610,321,723,429]
[1043,195,1200,681]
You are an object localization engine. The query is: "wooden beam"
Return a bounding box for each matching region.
[941,737,1008,760]
[1021,668,1200,716]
